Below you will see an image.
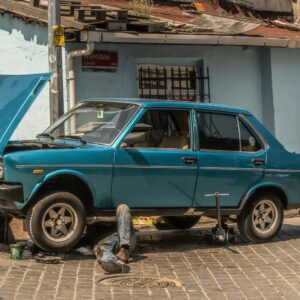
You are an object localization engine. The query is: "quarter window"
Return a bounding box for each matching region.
[239,120,262,152]
[197,112,262,152]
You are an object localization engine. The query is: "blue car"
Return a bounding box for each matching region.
[0,73,298,251]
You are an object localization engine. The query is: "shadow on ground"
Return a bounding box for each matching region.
[2,220,300,262]
[82,221,300,255]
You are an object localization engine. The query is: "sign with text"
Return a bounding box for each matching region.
[82,51,118,72]
[52,25,65,47]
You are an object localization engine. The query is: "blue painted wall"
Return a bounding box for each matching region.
[67,43,263,121]
[271,48,300,152]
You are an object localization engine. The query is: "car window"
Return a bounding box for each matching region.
[45,102,139,145]
[123,109,191,150]
[197,111,262,152]
[197,112,240,151]
[239,119,262,152]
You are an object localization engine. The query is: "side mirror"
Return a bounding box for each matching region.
[122,132,147,148]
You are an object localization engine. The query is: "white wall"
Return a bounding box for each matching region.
[0,14,50,140]
[68,43,263,120]
[271,48,300,152]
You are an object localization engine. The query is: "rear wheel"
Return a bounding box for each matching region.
[237,193,283,242]
[26,191,86,252]
[161,216,200,229]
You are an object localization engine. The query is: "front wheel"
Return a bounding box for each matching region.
[237,193,283,242]
[26,191,86,252]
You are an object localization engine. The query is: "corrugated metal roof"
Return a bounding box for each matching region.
[1,0,300,46]
[228,0,293,13]
[190,14,260,34]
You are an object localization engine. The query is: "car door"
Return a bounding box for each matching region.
[112,108,198,208]
[193,110,266,208]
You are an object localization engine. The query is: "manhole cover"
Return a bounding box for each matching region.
[98,275,181,289]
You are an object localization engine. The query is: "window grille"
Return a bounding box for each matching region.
[137,65,210,102]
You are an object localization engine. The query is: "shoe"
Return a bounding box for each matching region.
[116,246,129,263]
[101,260,130,274]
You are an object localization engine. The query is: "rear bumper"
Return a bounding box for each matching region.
[0,182,23,211]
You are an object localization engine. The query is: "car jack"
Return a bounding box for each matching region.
[205,193,235,244]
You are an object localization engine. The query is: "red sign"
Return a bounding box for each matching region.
[82,51,118,72]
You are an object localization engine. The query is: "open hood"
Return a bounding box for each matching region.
[0,73,51,155]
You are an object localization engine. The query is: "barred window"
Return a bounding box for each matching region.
[137,65,210,102]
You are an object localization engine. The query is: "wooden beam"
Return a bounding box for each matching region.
[30,0,40,7]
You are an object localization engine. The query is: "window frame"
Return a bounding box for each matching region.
[195,110,265,154]
[136,64,203,102]
[120,107,195,151]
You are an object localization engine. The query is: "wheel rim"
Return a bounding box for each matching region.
[42,203,78,242]
[252,200,278,234]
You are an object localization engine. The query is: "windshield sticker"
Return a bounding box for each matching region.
[97,110,104,119]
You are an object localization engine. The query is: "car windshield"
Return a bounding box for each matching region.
[43,101,140,145]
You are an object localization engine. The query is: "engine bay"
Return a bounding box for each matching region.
[4,140,76,154]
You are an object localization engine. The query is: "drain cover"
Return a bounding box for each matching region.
[99,275,181,289]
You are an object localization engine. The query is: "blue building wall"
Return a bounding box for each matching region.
[261,48,275,135]
[271,48,300,152]
[68,43,263,121]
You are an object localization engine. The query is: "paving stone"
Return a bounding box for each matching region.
[2,218,300,299]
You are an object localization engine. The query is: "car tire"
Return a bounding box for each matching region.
[26,191,86,252]
[237,192,283,243]
[161,216,200,229]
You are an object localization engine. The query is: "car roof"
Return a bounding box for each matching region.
[80,98,251,115]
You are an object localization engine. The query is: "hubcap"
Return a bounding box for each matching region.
[42,203,78,242]
[252,200,278,234]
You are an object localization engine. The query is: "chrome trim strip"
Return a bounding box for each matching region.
[16,165,300,173]
[16,164,197,170]
[16,164,113,169]
[116,165,197,170]
[199,166,300,173]
[199,166,264,172]
[265,169,300,173]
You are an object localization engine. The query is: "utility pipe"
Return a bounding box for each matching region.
[68,43,95,109]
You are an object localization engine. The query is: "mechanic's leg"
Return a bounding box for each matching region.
[116,204,137,262]
[94,233,130,274]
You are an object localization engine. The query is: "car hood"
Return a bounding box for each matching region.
[0,73,50,155]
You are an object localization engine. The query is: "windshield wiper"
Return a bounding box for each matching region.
[57,134,87,144]
[36,133,54,140]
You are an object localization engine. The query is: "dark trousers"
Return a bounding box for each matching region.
[94,204,136,266]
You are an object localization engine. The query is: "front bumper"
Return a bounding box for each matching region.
[0,182,23,211]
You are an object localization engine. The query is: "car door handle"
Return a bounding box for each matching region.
[252,159,265,166]
[182,157,198,164]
